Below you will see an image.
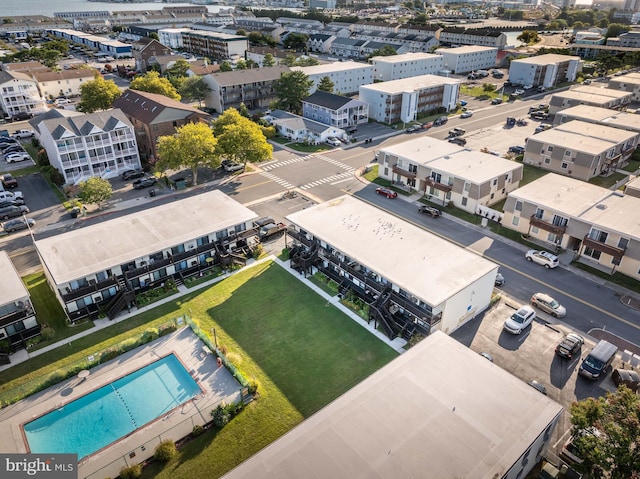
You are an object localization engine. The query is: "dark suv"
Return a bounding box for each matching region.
[448,137,467,146]
[121,169,145,180]
[433,116,448,126]
[0,205,29,220]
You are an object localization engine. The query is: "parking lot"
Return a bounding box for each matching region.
[453,292,622,464]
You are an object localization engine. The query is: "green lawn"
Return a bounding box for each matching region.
[588,172,627,188]
[520,163,550,187]
[1,261,397,479]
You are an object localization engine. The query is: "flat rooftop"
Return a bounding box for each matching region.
[291,61,373,76]
[553,86,633,103]
[382,137,521,184]
[512,53,581,65]
[0,251,28,306]
[360,74,460,94]
[286,195,496,307]
[557,105,640,131]
[610,72,640,84]
[35,190,258,286]
[579,192,640,239]
[531,128,615,154]
[222,331,564,479]
[438,45,497,54]
[370,52,442,63]
[507,173,611,218]
[555,119,639,143]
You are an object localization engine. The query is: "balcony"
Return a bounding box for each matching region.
[0,307,34,328]
[61,276,118,302]
[392,165,416,180]
[529,215,567,235]
[424,178,452,193]
[583,235,626,260]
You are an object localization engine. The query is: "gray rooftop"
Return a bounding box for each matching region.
[39,109,133,140]
[0,251,29,307]
[511,53,581,65]
[286,195,496,306]
[35,190,258,285]
[555,119,639,143]
[206,65,290,87]
[223,331,563,479]
[360,74,460,94]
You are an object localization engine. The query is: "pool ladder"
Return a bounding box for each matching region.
[111,384,138,428]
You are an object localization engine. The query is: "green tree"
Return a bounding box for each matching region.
[283,53,297,67]
[179,76,210,108]
[283,32,309,51]
[317,76,334,93]
[130,71,181,100]
[165,58,191,78]
[274,70,314,114]
[238,102,250,118]
[262,53,276,67]
[248,31,264,44]
[220,61,232,72]
[156,122,219,185]
[569,386,640,479]
[606,23,629,38]
[213,108,273,168]
[78,75,122,113]
[149,32,159,41]
[517,30,540,44]
[78,177,113,210]
[235,59,247,70]
[368,45,398,59]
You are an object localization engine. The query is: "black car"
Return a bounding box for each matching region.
[2,143,24,153]
[555,333,584,359]
[448,137,467,146]
[9,112,33,122]
[433,116,448,126]
[0,199,24,208]
[418,205,441,217]
[0,137,18,145]
[132,177,158,189]
[122,169,146,180]
[509,145,525,154]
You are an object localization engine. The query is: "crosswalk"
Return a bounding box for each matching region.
[259,153,355,191]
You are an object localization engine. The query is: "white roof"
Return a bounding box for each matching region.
[0,251,28,307]
[291,61,372,76]
[511,53,581,65]
[610,72,640,84]
[553,86,632,104]
[557,105,640,132]
[508,173,611,217]
[285,195,496,306]
[222,331,563,479]
[35,190,258,286]
[382,137,521,184]
[438,45,497,54]
[555,119,638,143]
[530,128,615,154]
[579,192,640,239]
[370,52,441,63]
[360,74,460,94]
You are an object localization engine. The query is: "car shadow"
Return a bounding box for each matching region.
[573,375,609,401]
[498,327,531,351]
[550,353,580,389]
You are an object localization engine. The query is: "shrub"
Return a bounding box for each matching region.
[191,424,205,437]
[100,347,120,363]
[119,464,142,479]
[158,323,177,337]
[211,404,230,428]
[141,328,159,344]
[154,440,177,462]
[40,327,55,341]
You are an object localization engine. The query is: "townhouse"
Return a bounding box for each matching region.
[548,85,633,115]
[437,46,498,74]
[265,110,346,144]
[48,29,132,58]
[607,71,640,101]
[523,120,638,180]
[32,69,96,99]
[181,30,248,61]
[0,251,40,352]
[606,31,640,47]
[35,190,258,323]
[35,109,142,185]
[131,38,172,73]
[291,61,374,95]
[301,90,368,130]
[570,43,640,60]
[0,70,47,120]
[503,173,640,279]
[369,52,444,82]
[286,195,499,340]
[508,54,582,88]
[202,66,290,113]
[351,31,439,54]
[307,34,337,54]
[329,37,366,59]
[359,74,460,124]
[112,89,209,161]
[378,137,523,213]
[554,104,640,133]
[439,27,507,49]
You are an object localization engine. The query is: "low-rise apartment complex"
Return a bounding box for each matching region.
[378,137,523,213]
[32,69,97,99]
[607,71,640,101]
[508,54,582,88]
[359,74,460,124]
[369,52,444,82]
[291,61,374,95]
[439,27,507,49]
[554,104,640,133]
[436,46,498,74]
[548,85,633,115]
[301,90,368,129]
[180,30,249,61]
[523,120,638,181]
[0,69,47,119]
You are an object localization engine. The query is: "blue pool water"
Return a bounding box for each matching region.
[24,354,201,460]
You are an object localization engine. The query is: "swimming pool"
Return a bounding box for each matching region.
[24,354,201,460]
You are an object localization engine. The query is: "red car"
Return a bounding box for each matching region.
[375,187,397,199]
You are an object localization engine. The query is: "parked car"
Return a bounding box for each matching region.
[121,169,145,180]
[531,111,550,121]
[494,272,505,286]
[0,205,29,220]
[612,368,640,391]
[459,100,467,106]
[534,123,552,133]
[503,305,536,334]
[0,137,18,146]
[4,152,30,163]
[8,112,32,122]
[460,111,473,118]
[54,98,71,106]
[12,129,34,139]
[132,177,158,189]
[448,127,465,137]
[537,86,547,92]
[1,174,17,188]
[0,199,25,208]
[2,144,25,155]
[433,116,448,126]
[514,89,525,96]
[525,249,559,268]
[1,141,23,152]
[555,333,584,359]
[527,380,547,395]
[418,205,441,217]
[405,125,421,133]
[223,161,244,172]
[505,117,516,127]
[530,292,566,317]
[421,121,433,129]
[491,98,503,105]
[448,137,467,146]
[326,137,342,146]
[2,217,35,233]
[375,187,397,199]
[479,352,493,362]
[508,145,525,154]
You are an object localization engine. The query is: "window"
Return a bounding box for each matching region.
[515,200,523,212]
[531,226,539,235]
[588,228,608,243]
[512,216,519,226]
[544,157,551,164]
[461,197,467,206]
[492,178,497,186]
[431,172,442,182]
[547,232,558,243]
[535,208,544,219]
[561,162,568,169]
[565,150,571,156]
[618,237,629,249]
[584,246,601,260]
[547,145,553,152]
[552,215,568,227]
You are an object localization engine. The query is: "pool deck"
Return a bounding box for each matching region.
[0,328,241,479]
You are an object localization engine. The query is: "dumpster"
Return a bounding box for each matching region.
[149,189,156,197]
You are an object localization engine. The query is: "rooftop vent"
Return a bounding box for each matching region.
[596,204,607,210]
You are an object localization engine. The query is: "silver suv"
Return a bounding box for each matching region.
[530,292,566,317]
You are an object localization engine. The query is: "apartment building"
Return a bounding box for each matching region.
[378,136,523,213]
[202,66,290,113]
[523,120,638,181]
[48,29,132,58]
[0,70,47,120]
[437,46,498,74]
[606,31,640,47]
[328,37,366,59]
[291,62,374,95]
[158,28,191,49]
[369,52,444,82]
[608,72,640,101]
[32,69,96,99]
[439,27,507,49]
[35,190,258,322]
[181,30,248,61]
[307,34,336,53]
[131,38,172,73]
[301,90,368,129]
[0,251,40,352]
[548,85,633,114]
[359,74,460,124]
[508,54,582,88]
[286,195,499,339]
[503,173,640,279]
[35,109,142,185]
[554,104,640,133]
